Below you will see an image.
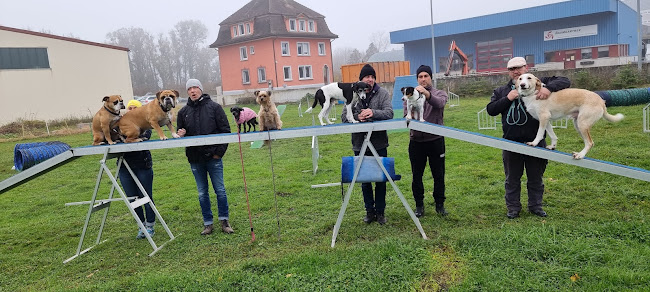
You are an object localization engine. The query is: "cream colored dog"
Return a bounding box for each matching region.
[516,73,624,159]
[255,90,282,131]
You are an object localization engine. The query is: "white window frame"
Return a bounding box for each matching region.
[308,20,315,32]
[318,42,326,56]
[283,66,292,81]
[289,19,296,31]
[238,23,245,35]
[250,46,255,55]
[298,65,313,80]
[297,42,310,56]
[242,69,250,84]
[258,67,266,83]
[240,46,248,61]
[232,26,238,37]
[281,42,290,56]
[246,23,251,34]
[299,20,306,32]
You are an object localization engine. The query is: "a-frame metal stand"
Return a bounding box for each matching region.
[63,148,175,263]
[331,131,428,247]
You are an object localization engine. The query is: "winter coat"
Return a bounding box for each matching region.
[341,83,394,152]
[177,94,230,162]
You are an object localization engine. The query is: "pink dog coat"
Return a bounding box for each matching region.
[237,107,258,124]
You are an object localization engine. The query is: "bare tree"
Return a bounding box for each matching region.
[332,47,357,82]
[369,31,391,52]
[169,20,208,83]
[106,27,158,95]
[363,43,379,62]
[347,49,363,64]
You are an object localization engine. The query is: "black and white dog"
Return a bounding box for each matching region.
[401,86,425,122]
[304,82,370,126]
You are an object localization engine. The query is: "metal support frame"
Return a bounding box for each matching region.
[447,89,460,107]
[644,103,650,133]
[331,130,427,247]
[63,148,175,263]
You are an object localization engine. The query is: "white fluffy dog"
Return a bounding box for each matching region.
[401,86,425,122]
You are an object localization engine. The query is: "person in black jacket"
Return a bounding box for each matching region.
[486,57,570,219]
[118,99,156,239]
[177,79,234,235]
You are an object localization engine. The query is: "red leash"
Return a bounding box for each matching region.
[237,130,256,242]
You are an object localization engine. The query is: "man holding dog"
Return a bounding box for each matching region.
[341,64,394,225]
[486,57,570,219]
[176,79,234,235]
[406,65,449,217]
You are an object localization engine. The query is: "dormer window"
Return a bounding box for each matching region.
[233,22,253,37]
[238,24,245,35]
[308,20,315,32]
[299,20,306,32]
[289,19,296,31]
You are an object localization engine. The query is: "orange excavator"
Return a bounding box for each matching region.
[444,40,469,76]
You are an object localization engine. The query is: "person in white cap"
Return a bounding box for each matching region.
[176,78,234,235]
[485,57,570,219]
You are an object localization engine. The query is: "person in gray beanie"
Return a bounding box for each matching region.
[342,64,393,225]
[177,78,234,235]
[405,65,449,217]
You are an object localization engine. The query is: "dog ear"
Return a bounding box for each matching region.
[156,90,163,99]
[103,96,110,102]
[535,77,542,91]
[267,91,272,97]
[254,90,260,97]
[173,90,180,97]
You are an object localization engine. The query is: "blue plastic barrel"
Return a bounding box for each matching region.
[13,141,71,171]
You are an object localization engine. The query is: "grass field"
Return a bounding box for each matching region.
[0,95,648,291]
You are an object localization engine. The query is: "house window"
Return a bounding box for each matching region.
[581,48,592,59]
[524,54,534,66]
[475,38,513,71]
[297,42,310,56]
[240,46,248,61]
[281,42,290,56]
[258,67,266,83]
[250,46,255,55]
[298,65,312,80]
[232,26,238,37]
[246,23,251,34]
[597,46,609,58]
[299,20,306,31]
[283,66,292,81]
[289,19,296,31]
[318,42,326,56]
[308,20,315,32]
[242,69,250,84]
[238,24,245,35]
[0,48,50,69]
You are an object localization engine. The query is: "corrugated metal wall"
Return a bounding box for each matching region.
[341,61,410,83]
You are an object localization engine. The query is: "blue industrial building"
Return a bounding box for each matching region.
[390,0,640,75]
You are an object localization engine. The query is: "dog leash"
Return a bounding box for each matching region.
[236,129,256,242]
[266,131,282,240]
[506,85,528,126]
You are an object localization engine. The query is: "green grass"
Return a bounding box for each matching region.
[0,96,649,291]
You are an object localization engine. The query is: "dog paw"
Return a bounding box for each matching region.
[419,119,425,122]
[546,145,556,150]
[572,152,585,160]
[160,136,168,140]
[526,142,538,147]
[172,133,180,138]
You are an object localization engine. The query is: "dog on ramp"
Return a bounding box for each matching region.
[304,82,370,126]
[255,90,282,131]
[116,89,181,143]
[516,73,624,159]
[230,106,259,133]
[92,95,125,145]
[401,86,425,122]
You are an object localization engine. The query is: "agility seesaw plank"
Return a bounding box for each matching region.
[408,120,650,182]
[0,150,77,193]
[0,120,408,193]
[250,104,287,149]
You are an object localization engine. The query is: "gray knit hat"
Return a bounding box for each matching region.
[186,79,203,92]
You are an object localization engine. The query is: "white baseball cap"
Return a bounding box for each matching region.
[507,57,527,69]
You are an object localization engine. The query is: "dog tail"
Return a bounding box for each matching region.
[603,112,624,123]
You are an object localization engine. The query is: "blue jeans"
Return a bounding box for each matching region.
[354,148,387,213]
[118,166,155,225]
[190,158,229,225]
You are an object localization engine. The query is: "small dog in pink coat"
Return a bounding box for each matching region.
[230,106,259,133]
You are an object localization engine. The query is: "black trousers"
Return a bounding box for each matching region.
[408,138,445,207]
[354,147,387,213]
[502,148,547,212]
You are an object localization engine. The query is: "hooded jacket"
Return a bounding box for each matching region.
[177,94,230,162]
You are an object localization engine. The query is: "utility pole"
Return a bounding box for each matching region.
[430,0,437,88]
[638,0,643,71]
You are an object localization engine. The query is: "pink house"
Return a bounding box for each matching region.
[210,0,338,95]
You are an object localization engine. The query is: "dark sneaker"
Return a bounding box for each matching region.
[435,204,448,216]
[530,209,547,217]
[415,205,425,217]
[507,210,520,219]
[136,229,146,239]
[220,219,234,234]
[363,209,376,224]
[201,224,214,235]
[145,225,155,238]
[376,213,386,225]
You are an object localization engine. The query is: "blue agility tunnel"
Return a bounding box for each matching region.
[14,141,71,171]
[341,156,401,183]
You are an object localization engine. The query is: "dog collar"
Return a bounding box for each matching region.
[160,102,171,112]
[103,106,120,116]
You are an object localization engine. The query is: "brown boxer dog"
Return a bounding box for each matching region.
[117,89,181,143]
[92,95,125,145]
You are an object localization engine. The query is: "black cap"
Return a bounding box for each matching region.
[416,65,432,78]
[359,64,376,81]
